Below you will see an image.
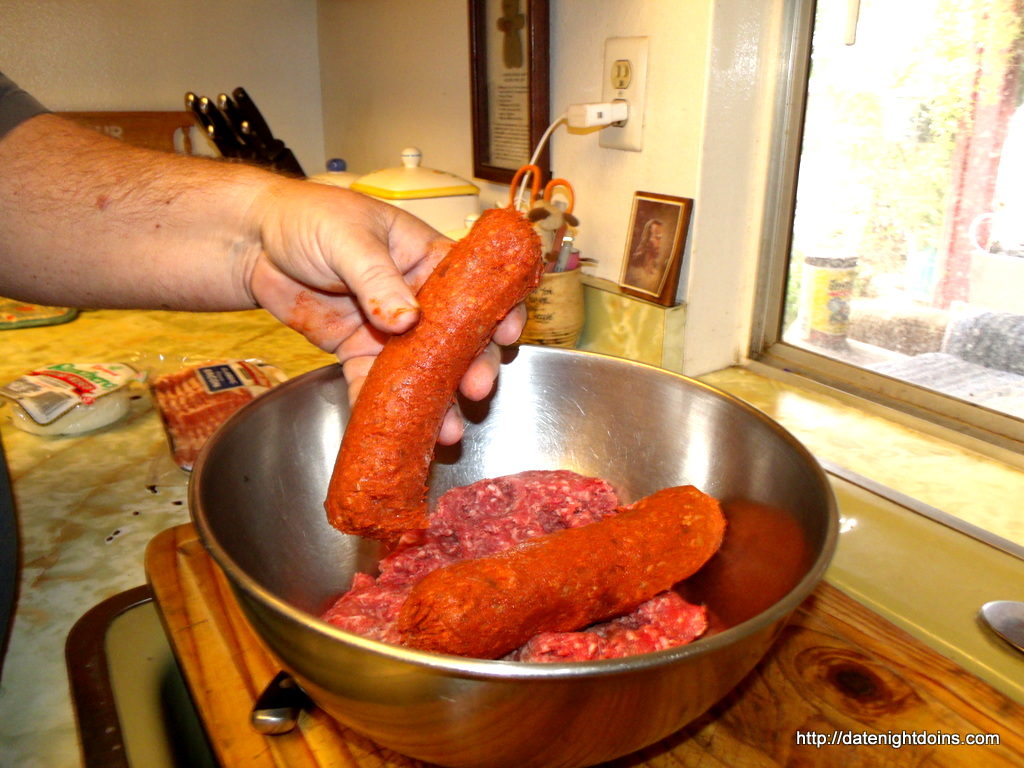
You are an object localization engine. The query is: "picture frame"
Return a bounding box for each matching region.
[618,192,694,306]
[468,0,550,184]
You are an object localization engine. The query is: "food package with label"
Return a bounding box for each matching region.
[150,359,287,471]
[0,362,146,436]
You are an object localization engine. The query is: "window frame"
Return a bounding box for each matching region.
[748,0,1024,457]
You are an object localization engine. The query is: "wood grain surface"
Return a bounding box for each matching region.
[58,111,196,154]
[145,524,1024,768]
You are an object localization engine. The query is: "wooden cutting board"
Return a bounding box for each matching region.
[145,524,1024,767]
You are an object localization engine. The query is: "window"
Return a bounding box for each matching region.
[754,0,1024,453]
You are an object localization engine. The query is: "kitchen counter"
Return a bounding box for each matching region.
[701,366,1024,548]
[0,307,1022,768]
[0,308,334,768]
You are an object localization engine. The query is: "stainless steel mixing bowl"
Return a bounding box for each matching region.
[190,345,838,768]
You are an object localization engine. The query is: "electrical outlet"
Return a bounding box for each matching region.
[599,36,649,151]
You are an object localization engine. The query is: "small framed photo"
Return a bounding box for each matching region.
[618,192,694,306]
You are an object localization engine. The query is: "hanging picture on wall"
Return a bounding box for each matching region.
[468,0,550,184]
[618,191,694,306]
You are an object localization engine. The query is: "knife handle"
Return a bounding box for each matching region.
[186,92,216,139]
[270,147,306,178]
[216,95,249,146]
[217,93,260,160]
[216,93,242,126]
[231,87,275,147]
[199,96,244,159]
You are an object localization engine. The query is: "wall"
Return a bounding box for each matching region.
[0,0,326,174]
[316,0,476,184]
[316,0,781,377]
[316,1,709,282]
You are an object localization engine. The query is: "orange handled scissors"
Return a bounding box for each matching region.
[509,164,575,214]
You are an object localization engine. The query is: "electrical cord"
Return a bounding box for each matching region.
[513,101,630,211]
[514,112,567,211]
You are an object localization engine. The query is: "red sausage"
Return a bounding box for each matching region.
[396,485,726,659]
[325,206,543,541]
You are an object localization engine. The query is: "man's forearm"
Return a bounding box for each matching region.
[0,113,272,310]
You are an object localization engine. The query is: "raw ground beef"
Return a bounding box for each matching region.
[512,591,707,662]
[321,470,709,661]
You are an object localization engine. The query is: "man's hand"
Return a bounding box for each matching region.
[247,180,525,443]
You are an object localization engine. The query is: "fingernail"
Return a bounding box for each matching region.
[371,295,419,328]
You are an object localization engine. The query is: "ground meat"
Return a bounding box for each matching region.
[321,470,709,660]
[322,470,618,644]
[512,591,708,662]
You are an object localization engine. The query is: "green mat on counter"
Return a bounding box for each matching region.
[0,298,78,329]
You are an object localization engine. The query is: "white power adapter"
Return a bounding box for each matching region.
[566,100,629,129]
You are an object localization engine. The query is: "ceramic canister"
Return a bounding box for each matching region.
[350,148,480,236]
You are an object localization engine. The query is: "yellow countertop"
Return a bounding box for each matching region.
[0,308,334,768]
[701,366,1024,548]
[0,307,1021,767]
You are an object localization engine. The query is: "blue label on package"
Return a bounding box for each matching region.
[197,364,243,392]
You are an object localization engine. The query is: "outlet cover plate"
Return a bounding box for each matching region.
[600,36,649,151]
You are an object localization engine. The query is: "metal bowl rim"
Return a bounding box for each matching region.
[190,348,839,680]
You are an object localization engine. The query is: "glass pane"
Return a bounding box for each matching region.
[783,0,1024,421]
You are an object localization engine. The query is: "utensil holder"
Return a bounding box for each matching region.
[518,268,585,348]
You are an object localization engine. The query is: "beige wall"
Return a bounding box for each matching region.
[316,0,711,287]
[316,0,475,184]
[316,0,780,376]
[0,0,326,174]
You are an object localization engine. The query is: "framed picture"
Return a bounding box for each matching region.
[468,0,550,184]
[618,192,694,306]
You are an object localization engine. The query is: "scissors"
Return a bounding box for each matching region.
[509,164,575,214]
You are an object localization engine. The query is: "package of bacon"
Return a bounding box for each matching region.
[150,359,287,471]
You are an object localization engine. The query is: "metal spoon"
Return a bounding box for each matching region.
[250,670,312,735]
[979,600,1024,655]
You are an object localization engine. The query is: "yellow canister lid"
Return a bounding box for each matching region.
[350,147,479,200]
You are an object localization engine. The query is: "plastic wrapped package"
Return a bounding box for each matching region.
[150,359,287,471]
[0,363,145,436]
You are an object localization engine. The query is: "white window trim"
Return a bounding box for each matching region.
[678,0,788,378]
